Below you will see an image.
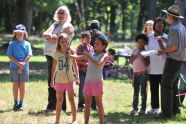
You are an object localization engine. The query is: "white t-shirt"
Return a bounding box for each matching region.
[147,33,167,74]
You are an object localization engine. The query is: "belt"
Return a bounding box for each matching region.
[134,71,146,76]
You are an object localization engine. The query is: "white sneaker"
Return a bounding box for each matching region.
[72,121,78,124]
[147,108,160,114]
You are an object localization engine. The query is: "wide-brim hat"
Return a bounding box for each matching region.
[162,5,184,19]
[13,24,27,32]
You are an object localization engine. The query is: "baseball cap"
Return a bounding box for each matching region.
[13,24,26,32]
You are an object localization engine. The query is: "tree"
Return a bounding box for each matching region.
[15,0,32,34]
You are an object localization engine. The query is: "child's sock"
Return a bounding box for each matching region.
[14,100,18,105]
[19,100,24,105]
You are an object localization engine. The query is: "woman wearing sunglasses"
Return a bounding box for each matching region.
[42,6,74,113]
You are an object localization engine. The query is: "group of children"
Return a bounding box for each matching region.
[6,23,168,123]
[6,24,108,124]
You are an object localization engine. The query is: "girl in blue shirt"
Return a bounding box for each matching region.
[7,24,32,111]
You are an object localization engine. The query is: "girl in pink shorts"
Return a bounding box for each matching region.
[70,33,108,124]
[51,34,79,124]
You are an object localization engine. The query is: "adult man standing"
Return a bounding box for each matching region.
[157,5,186,118]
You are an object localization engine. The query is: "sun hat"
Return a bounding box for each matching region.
[162,5,184,19]
[13,24,26,32]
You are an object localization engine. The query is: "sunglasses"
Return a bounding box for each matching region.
[57,12,66,15]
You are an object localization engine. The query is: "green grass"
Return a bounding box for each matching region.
[1,76,186,124]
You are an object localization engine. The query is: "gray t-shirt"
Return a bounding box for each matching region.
[85,53,105,82]
[166,21,186,61]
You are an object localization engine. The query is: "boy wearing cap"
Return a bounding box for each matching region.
[7,24,32,111]
[157,5,186,118]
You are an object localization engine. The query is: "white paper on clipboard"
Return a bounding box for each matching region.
[140,50,158,57]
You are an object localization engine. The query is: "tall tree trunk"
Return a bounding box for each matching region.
[4,3,14,33]
[175,0,186,26]
[137,0,146,33]
[147,0,157,20]
[34,12,44,34]
[121,1,128,40]
[15,0,32,34]
[110,4,117,33]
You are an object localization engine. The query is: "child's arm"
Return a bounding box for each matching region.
[51,59,57,87]
[77,61,88,66]
[69,54,84,60]
[8,56,25,68]
[23,55,31,65]
[84,53,107,67]
[129,54,138,64]
[72,59,79,85]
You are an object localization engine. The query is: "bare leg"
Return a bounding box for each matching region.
[56,91,64,123]
[67,90,76,122]
[19,82,25,100]
[95,95,104,124]
[13,83,19,101]
[84,95,92,124]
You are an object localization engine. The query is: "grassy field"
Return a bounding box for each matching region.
[1,35,186,124]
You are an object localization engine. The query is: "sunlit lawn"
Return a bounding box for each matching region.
[1,75,186,124]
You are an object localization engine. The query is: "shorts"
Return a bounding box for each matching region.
[83,81,103,96]
[10,68,29,82]
[55,81,74,92]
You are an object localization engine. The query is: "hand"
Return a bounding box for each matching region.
[151,36,161,40]
[17,68,23,73]
[76,81,80,85]
[136,51,142,57]
[157,50,164,56]
[18,62,25,68]
[65,53,69,59]
[51,34,58,40]
[83,53,89,59]
[50,81,55,88]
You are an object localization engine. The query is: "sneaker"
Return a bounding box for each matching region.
[72,121,78,124]
[138,109,146,115]
[16,104,24,111]
[13,104,18,111]
[130,109,138,115]
[147,109,160,114]
[77,107,84,112]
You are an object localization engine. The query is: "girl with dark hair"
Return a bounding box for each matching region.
[70,34,108,124]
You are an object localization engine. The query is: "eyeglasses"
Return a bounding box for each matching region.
[57,12,66,15]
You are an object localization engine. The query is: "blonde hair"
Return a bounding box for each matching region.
[53,6,71,22]
[142,20,154,34]
[12,31,28,40]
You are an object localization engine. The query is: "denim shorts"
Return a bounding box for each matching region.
[10,68,29,82]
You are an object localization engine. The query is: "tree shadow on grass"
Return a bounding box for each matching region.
[0,109,13,113]
[92,111,186,124]
[27,110,71,117]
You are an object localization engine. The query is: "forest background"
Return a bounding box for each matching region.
[0,0,186,41]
